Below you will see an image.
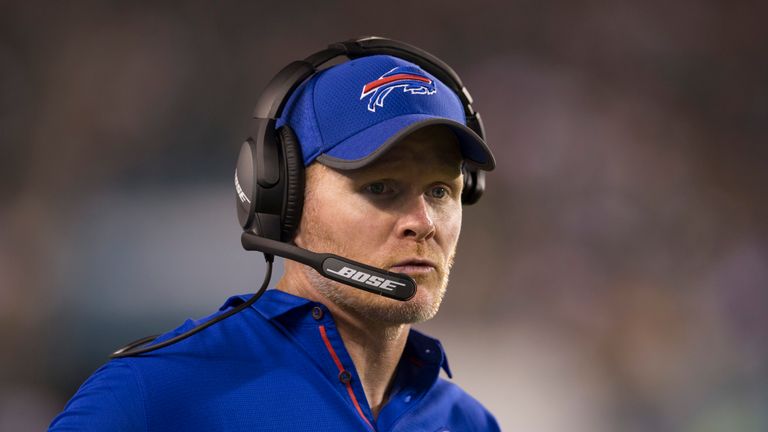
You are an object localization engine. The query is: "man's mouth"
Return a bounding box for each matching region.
[389,258,438,275]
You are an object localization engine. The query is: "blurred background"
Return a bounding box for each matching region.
[2,0,767,430]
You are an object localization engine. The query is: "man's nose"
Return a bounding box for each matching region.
[396,194,436,241]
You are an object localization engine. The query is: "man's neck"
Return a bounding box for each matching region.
[276,269,409,419]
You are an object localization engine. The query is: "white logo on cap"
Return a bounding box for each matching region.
[360,67,436,112]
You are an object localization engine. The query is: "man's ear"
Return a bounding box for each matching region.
[290,226,304,247]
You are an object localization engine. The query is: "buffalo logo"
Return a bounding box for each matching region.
[360,66,436,112]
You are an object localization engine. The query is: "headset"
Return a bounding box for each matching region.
[111,36,490,358]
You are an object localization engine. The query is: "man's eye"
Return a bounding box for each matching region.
[429,186,449,199]
[365,182,389,195]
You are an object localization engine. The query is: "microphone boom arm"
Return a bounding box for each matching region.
[241,233,416,301]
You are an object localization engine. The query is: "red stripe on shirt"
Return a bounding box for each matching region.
[318,325,375,431]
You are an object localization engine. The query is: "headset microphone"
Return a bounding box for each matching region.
[241,233,416,301]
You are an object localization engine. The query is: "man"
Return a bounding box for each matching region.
[50,43,499,431]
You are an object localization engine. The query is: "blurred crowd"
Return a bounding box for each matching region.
[1,1,766,430]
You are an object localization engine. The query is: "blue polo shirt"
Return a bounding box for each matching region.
[50,289,499,431]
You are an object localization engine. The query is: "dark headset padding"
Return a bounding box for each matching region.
[461,166,485,205]
[279,125,305,241]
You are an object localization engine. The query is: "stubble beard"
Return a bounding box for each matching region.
[300,232,456,325]
[305,261,452,325]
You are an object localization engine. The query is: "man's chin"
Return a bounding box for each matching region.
[338,279,446,324]
[306,264,448,324]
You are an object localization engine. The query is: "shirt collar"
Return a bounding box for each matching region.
[220,288,311,320]
[404,328,453,378]
[220,289,453,378]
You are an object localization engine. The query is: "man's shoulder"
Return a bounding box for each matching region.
[104,297,292,383]
[49,296,294,431]
[123,290,306,363]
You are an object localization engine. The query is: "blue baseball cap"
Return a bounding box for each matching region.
[275,55,495,171]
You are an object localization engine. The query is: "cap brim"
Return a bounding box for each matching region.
[315,114,496,171]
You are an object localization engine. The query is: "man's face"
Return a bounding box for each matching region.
[294,125,464,324]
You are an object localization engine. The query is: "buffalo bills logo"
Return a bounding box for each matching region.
[360,67,437,112]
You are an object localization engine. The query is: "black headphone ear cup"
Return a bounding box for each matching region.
[279,125,305,241]
[461,164,485,205]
